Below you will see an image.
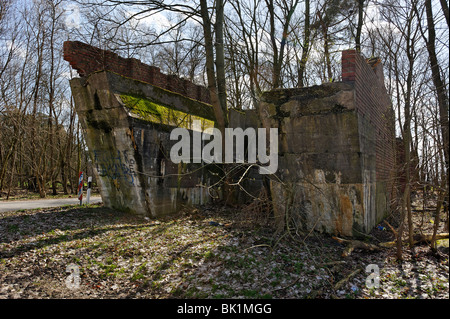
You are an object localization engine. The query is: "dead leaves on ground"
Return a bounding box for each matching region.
[0,205,448,299]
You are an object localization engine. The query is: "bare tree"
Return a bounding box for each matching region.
[422,0,449,191]
[265,0,299,89]
[298,0,310,87]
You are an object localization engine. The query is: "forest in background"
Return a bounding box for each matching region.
[0,0,448,259]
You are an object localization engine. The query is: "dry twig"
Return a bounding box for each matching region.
[332,237,382,257]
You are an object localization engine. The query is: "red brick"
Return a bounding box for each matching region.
[63,41,211,104]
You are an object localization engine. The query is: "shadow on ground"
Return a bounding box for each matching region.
[0,204,448,299]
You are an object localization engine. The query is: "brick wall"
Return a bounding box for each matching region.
[341,50,357,82]
[342,50,396,188]
[63,41,211,104]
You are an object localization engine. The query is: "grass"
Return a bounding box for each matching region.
[131,263,148,281]
[7,224,19,233]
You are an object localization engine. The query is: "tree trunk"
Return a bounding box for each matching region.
[396,192,407,260]
[267,0,298,89]
[355,0,364,52]
[214,0,228,124]
[424,0,449,192]
[199,0,227,138]
[298,0,310,88]
[430,190,446,251]
[439,0,449,28]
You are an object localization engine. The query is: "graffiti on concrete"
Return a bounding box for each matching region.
[93,149,137,186]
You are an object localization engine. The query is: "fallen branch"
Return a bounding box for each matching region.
[383,220,397,236]
[332,237,382,257]
[244,244,273,252]
[333,233,449,253]
[334,268,361,290]
[319,260,346,267]
[379,233,449,248]
[273,277,301,292]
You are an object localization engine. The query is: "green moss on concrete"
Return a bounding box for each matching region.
[147,82,215,121]
[119,93,214,130]
[120,93,162,118]
[96,70,215,121]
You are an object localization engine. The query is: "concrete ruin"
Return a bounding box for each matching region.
[64,41,396,236]
[258,51,396,235]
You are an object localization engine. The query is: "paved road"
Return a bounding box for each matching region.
[0,196,102,213]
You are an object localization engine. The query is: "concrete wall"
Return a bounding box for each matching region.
[258,51,396,236]
[65,41,395,237]
[258,84,367,235]
[70,70,218,217]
